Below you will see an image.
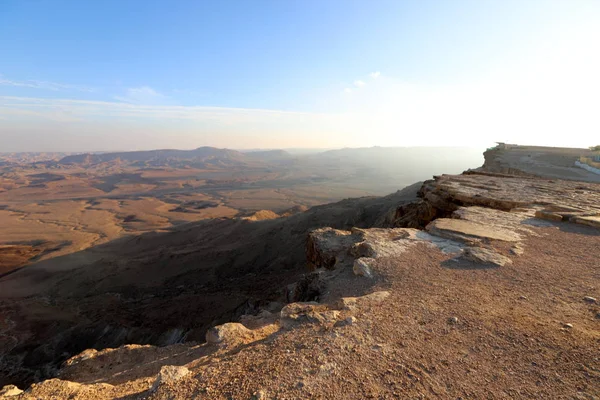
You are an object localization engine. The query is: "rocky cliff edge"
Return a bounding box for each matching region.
[2,169,600,399]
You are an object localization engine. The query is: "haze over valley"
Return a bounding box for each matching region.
[0,146,482,274]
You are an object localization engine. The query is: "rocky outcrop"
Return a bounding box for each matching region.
[386,172,600,229]
[306,228,356,270]
[3,150,600,398]
[379,198,442,228]
[205,323,256,346]
[0,183,421,389]
[426,218,521,242]
[0,385,22,397]
[280,302,340,330]
[307,172,600,273]
[352,257,375,278]
[478,147,535,177]
[307,226,452,273]
[478,145,600,183]
[151,365,190,391]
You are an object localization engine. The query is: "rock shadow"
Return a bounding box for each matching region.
[521,217,600,236]
[441,258,500,270]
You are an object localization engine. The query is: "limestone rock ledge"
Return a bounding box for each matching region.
[4,172,600,399]
[388,172,600,229]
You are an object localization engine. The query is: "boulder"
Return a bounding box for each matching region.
[461,246,512,267]
[349,241,376,258]
[306,228,356,270]
[206,323,253,345]
[280,302,339,329]
[350,228,414,258]
[353,257,375,278]
[0,385,23,397]
[152,365,190,391]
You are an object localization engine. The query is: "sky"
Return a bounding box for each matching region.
[0,0,599,152]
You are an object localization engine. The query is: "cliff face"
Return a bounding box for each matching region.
[2,149,600,399]
[479,148,534,176]
[478,145,600,183]
[387,171,600,229]
[0,184,422,389]
[3,173,599,399]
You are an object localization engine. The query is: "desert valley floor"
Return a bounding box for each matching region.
[0,145,599,399]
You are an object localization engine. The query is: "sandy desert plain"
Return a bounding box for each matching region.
[0,146,484,275]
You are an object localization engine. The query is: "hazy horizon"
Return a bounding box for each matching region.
[0,142,596,156]
[1,0,599,151]
[0,144,495,155]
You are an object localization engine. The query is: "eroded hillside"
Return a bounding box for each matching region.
[0,183,422,388]
[0,147,482,275]
[1,146,599,399]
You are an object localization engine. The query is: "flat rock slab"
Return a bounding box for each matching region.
[461,246,512,267]
[426,218,521,242]
[572,215,600,228]
[416,173,600,230]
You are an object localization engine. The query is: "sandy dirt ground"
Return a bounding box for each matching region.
[14,221,599,399]
[157,224,600,400]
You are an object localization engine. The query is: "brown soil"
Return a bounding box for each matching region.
[17,221,599,399]
[0,184,421,389]
[135,223,600,400]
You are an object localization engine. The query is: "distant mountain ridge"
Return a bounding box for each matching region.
[58,147,293,167]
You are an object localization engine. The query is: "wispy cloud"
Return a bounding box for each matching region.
[344,72,379,94]
[0,96,331,123]
[0,95,352,150]
[344,72,380,94]
[0,74,96,92]
[114,86,168,105]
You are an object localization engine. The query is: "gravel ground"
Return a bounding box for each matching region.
[106,222,600,400]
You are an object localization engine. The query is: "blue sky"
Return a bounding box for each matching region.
[0,0,599,151]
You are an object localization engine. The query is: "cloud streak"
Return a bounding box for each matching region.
[0,75,96,93]
[3,27,600,153]
[114,86,168,105]
[344,72,381,93]
[0,96,354,151]
[0,95,333,123]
